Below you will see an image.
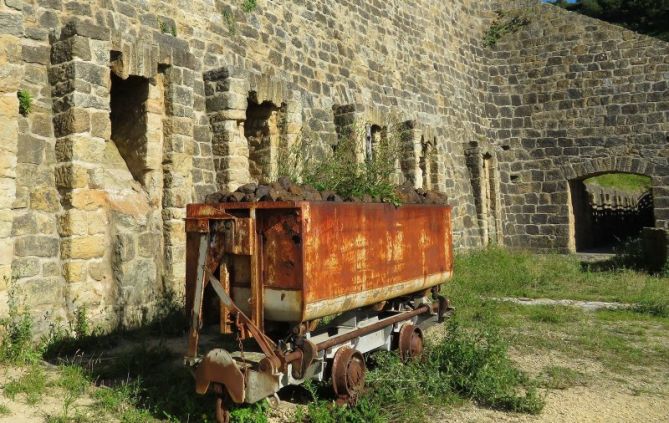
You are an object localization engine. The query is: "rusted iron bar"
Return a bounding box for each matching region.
[284,304,431,363]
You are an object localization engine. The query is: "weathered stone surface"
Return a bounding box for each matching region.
[14,235,59,257]
[0,12,22,36]
[61,235,105,259]
[0,0,667,333]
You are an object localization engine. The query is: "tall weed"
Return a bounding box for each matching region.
[0,280,40,364]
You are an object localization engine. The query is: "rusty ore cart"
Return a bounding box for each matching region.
[184,200,453,421]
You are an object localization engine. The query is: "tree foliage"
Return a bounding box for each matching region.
[549,0,669,41]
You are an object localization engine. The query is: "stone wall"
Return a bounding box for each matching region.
[0,0,498,329]
[0,0,667,329]
[485,3,669,251]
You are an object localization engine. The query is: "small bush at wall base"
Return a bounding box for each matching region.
[17,89,32,116]
[0,280,41,365]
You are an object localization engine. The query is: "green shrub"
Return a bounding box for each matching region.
[17,89,32,116]
[158,19,177,36]
[241,0,257,13]
[300,319,543,422]
[223,9,237,35]
[427,321,543,414]
[279,125,402,204]
[483,10,530,47]
[0,280,40,365]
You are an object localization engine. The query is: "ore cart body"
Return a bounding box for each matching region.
[184,201,453,422]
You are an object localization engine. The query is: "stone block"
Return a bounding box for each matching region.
[87,260,106,281]
[0,239,12,265]
[90,111,110,139]
[50,36,92,64]
[58,209,88,236]
[61,234,105,259]
[30,188,60,212]
[54,108,91,137]
[22,44,50,65]
[55,135,105,163]
[137,232,160,258]
[14,235,59,257]
[0,146,16,177]
[61,18,111,41]
[0,264,10,288]
[205,92,247,111]
[63,261,87,282]
[70,189,107,210]
[12,257,40,279]
[17,134,46,165]
[0,12,23,36]
[55,164,89,189]
[42,261,61,277]
[114,233,135,262]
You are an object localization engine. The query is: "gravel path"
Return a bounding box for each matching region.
[489,297,633,311]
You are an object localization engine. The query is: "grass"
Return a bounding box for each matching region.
[449,247,669,314]
[445,248,669,379]
[299,319,543,423]
[1,248,668,421]
[3,364,48,405]
[584,173,651,193]
[540,366,588,390]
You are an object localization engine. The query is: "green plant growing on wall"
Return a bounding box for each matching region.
[483,10,530,47]
[222,9,237,35]
[17,89,32,116]
[159,19,177,37]
[280,121,405,203]
[242,0,257,13]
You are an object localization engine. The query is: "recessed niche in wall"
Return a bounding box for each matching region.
[245,94,285,183]
[110,72,150,184]
[420,137,439,190]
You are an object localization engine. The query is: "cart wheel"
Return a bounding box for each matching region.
[398,324,424,361]
[331,347,366,404]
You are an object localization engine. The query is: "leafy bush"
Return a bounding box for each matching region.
[283,123,403,204]
[300,319,543,422]
[242,0,257,13]
[483,10,530,47]
[0,280,40,364]
[429,321,543,414]
[17,89,32,116]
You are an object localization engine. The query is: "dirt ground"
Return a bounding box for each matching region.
[441,351,669,423]
[1,308,668,422]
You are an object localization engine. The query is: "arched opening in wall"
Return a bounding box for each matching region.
[569,173,654,252]
[110,72,150,184]
[245,94,285,183]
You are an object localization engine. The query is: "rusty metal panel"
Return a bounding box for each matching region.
[223,218,254,255]
[259,211,303,290]
[186,201,452,325]
[301,202,452,320]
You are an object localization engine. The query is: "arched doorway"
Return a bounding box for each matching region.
[569,172,654,252]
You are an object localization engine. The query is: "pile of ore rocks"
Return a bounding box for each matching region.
[205,177,448,205]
